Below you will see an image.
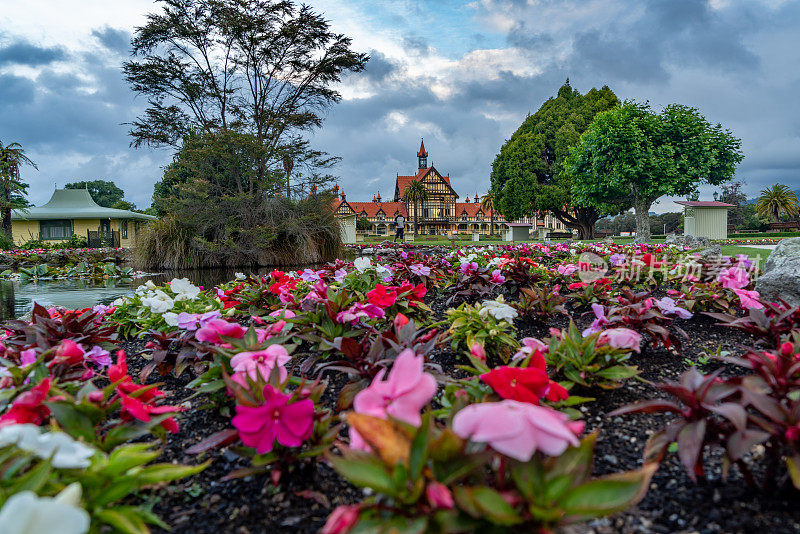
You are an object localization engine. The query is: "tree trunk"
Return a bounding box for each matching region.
[1,208,11,240]
[490,213,495,236]
[634,197,652,242]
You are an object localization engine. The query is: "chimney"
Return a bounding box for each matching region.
[340,191,346,201]
[333,184,339,193]
[465,196,470,203]
[475,193,479,203]
[372,195,377,202]
[377,192,381,202]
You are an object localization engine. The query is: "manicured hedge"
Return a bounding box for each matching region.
[729,232,800,238]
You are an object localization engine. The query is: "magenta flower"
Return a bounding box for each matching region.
[718,267,750,289]
[333,269,348,283]
[300,268,321,282]
[230,345,291,384]
[232,385,314,454]
[653,297,693,319]
[733,288,764,310]
[598,328,642,353]
[176,312,200,330]
[195,319,246,344]
[350,349,437,450]
[459,262,478,274]
[490,269,505,284]
[609,253,627,266]
[581,303,609,336]
[268,309,296,319]
[336,303,385,324]
[452,400,581,461]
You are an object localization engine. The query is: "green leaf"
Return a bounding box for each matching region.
[453,486,522,525]
[95,507,151,534]
[46,401,97,443]
[595,365,639,380]
[136,461,209,485]
[105,444,161,476]
[559,464,657,519]
[786,455,800,490]
[328,453,396,495]
[408,412,430,482]
[13,458,51,493]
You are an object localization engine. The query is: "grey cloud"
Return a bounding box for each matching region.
[91,27,131,53]
[0,39,66,67]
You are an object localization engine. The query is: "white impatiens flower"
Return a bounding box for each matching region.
[141,290,174,314]
[353,257,371,272]
[163,312,179,327]
[234,272,247,280]
[479,296,519,322]
[375,264,393,278]
[0,425,95,469]
[0,483,89,534]
[169,278,201,300]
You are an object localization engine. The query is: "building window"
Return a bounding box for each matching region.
[40,219,72,240]
[120,220,128,239]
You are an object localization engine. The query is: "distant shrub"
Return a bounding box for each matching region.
[0,232,12,250]
[135,194,342,269]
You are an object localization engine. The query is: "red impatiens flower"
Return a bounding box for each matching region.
[481,365,568,405]
[366,284,397,308]
[108,351,182,433]
[0,378,52,427]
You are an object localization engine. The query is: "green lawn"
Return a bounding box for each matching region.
[720,246,770,268]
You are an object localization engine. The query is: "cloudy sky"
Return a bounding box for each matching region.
[1,0,799,213]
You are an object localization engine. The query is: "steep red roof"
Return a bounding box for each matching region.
[349,201,407,218]
[395,167,454,199]
[456,202,492,217]
[417,139,428,158]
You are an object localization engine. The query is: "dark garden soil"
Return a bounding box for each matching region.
[124,291,800,534]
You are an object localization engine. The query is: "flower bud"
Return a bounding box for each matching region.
[321,505,360,534]
[426,482,454,509]
[470,342,486,362]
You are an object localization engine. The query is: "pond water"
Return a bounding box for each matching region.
[0,266,305,320]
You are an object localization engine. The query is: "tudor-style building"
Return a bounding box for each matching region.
[332,140,573,237]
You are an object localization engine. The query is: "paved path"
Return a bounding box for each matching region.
[740,245,779,250]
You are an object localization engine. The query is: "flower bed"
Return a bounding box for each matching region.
[0,248,131,269]
[2,242,800,533]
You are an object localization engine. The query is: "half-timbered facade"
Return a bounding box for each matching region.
[332,141,575,237]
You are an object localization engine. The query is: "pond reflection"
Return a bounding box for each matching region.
[0,266,317,320]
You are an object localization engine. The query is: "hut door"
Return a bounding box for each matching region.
[100,219,111,234]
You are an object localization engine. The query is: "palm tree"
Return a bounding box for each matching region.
[756,184,799,223]
[402,180,428,236]
[0,140,36,239]
[480,192,495,236]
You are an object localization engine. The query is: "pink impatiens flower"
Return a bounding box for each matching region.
[598,328,642,353]
[557,264,578,276]
[349,349,437,450]
[195,319,247,344]
[718,266,750,290]
[733,288,764,310]
[232,385,314,454]
[230,345,291,384]
[452,400,581,461]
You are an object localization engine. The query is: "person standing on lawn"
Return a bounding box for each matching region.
[394,213,406,242]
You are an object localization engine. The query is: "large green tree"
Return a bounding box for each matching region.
[565,101,743,242]
[65,180,125,208]
[490,82,621,239]
[0,140,35,239]
[124,0,367,197]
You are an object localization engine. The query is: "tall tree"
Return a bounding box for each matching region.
[719,180,748,227]
[124,0,367,196]
[402,181,428,237]
[756,184,799,223]
[490,82,622,239]
[565,101,743,242]
[480,192,495,236]
[65,180,125,208]
[0,140,35,239]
